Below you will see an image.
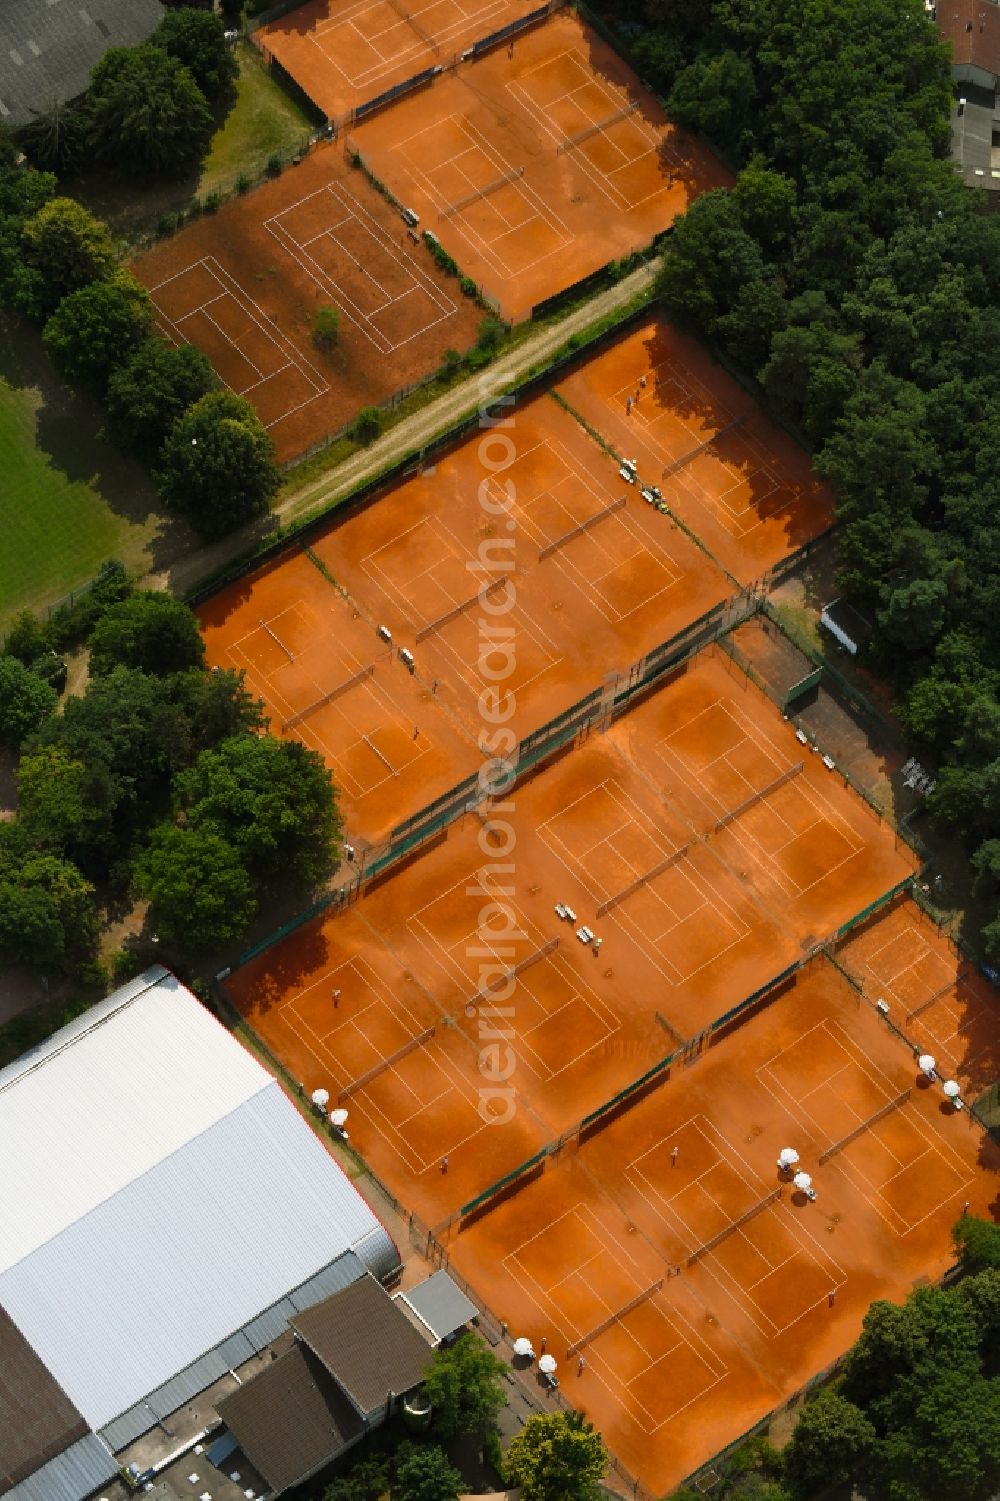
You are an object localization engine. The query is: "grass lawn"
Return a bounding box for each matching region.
[200,42,314,196]
[0,314,180,633]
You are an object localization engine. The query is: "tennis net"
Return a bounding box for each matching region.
[906,973,964,1023]
[538,494,626,562]
[282,662,375,731]
[339,1024,436,1100]
[385,0,439,52]
[466,937,559,1011]
[686,1187,782,1266]
[440,170,521,220]
[818,1088,911,1165]
[556,101,639,155]
[662,415,746,479]
[416,575,509,641]
[565,1279,664,1356]
[596,843,689,917]
[714,761,804,832]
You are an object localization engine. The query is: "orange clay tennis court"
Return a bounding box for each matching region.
[255,0,542,122]
[130,140,480,462]
[347,10,732,320]
[225,644,916,1224]
[196,547,479,842]
[305,391,731,749]
[837,894,1000,1099]
[446,956,1000,1493]
[556,315,836,584]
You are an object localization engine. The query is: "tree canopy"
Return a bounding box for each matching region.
[137,822,257,950]
[0,657,58,748]
[42,271,152,394]
[151,7,238,102]
[106,338,216,457]
[87,44,214,177]
[421,1333,507,1441]
[158,390,280,538]
[504,1412,607,1501]
[88,591,207,678]
[20,197,116,311]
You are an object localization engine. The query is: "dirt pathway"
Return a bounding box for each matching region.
[144,264,657,599]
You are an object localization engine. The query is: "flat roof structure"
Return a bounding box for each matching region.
[396,1271,478,1346]
[0,0,164,128]
[0,968,398,1500]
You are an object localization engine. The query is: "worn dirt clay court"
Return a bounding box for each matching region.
[348,10,731,319]
[557,315,836,583]
[131,141,480,462]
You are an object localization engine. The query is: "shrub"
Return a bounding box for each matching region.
[350,407,382,443]
[459,275,477,297]
[437,347,463,380]
[313,304,340,350]
[266,153,283,177]
[203,190,222,214]
[236,172,252,194]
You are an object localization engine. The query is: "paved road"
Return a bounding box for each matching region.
[144,263,657,600]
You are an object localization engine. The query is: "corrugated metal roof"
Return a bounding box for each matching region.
[0,0,164,128]
[288,1251,365,1311]
[3,1432,116,1501]
[1,1074,396,1430]
[96,1402,158,1454]
[0,970,271,1274]
[398,1271,478,1343]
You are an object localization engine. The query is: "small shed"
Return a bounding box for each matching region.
[819,598,871,656]
[394,1271,479,1347]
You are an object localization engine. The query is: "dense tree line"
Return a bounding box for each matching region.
[0,579,342,972]
[596,0,1000,958]
[0,126,278,538]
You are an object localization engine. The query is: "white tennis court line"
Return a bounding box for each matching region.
[502,1201,728,1430]
[295,680,434,800]
[151,255,328,430]
[508,49,675,212]
[307,0,510,87]
[395,114,571,280]
[626,1114,848,1338]
[265,181,457,355]
[758,1017,974,1236]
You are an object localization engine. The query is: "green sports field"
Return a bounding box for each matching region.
[0,319,165,633]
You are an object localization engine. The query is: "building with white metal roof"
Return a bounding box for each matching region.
[0,967,399,1501]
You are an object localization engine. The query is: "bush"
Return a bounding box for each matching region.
[3,610,55,666]
[437,347,463,380]
[203,190,221,214]
[0,658,58,748]
[266,153,283,177]
[157,212,180,237]
[236,172,252,194]
[476,315,505,351]
[186,196,203,219]
[312,304,340,350]
[48,561,133,649]
[459,275,477,297]
[350,407,382,444]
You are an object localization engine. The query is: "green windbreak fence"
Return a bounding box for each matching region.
[236,892,335,967]
[578,1047,679,1138]
[834,876,914,943]
[783,665,823,709]
[708,962,800,1040]
[460,1146,551,1219]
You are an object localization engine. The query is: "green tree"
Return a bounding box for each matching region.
[42,271,152,394]
[393,1445,463,1501]
[312,304,340,350]
[87,45,214,177]
[2,609,54,665]
[18,99,89,176]
[0,850,97,971]
[106,338,216,457]
[152,8,238,101]
[88,592,206,678]
[322,1457,389,1501]
[158,390,279,539]
[781,1389,876,1500]
[176,732,341,890]
[17,745,98,852]
[20,197,116,310]
[137,822,256,950]
[0,657,58,748]
[421,1333,506,1441]
[953,1215,1000,1275]
[504,1411,607,1501]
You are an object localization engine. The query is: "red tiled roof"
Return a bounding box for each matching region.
[939,0,1000,78]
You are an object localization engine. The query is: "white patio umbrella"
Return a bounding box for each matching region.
[778,1148,800,1169]
[793,1171,813,1192]
[943,1080,962,1100]
[311,1087,330,1110]
[329,1107,349,1128]
[918,1053,937,1076]
[538,1354,557,1375]
[512,1337,534,1357]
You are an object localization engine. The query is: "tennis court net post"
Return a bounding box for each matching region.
[282,662,375,732]
[538,494,627,562]
[818,1088,911,1164]
[556,101,640,154]
[259,617,294,661]
[416,575,509,642]
[339,1025,436,1100]
[686,1187,782,1266]
[565,1279,664,1356]
[714,762,804,832]
[596,843,690,917]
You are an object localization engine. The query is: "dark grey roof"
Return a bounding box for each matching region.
[218,1343,364,1494]
[0,0,165,128]
[950,87,1000,190]
[397,1272,478,1344]
[3,1433,118,1501]
[0,1306,88,1492]
[292,1276,433,1418]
